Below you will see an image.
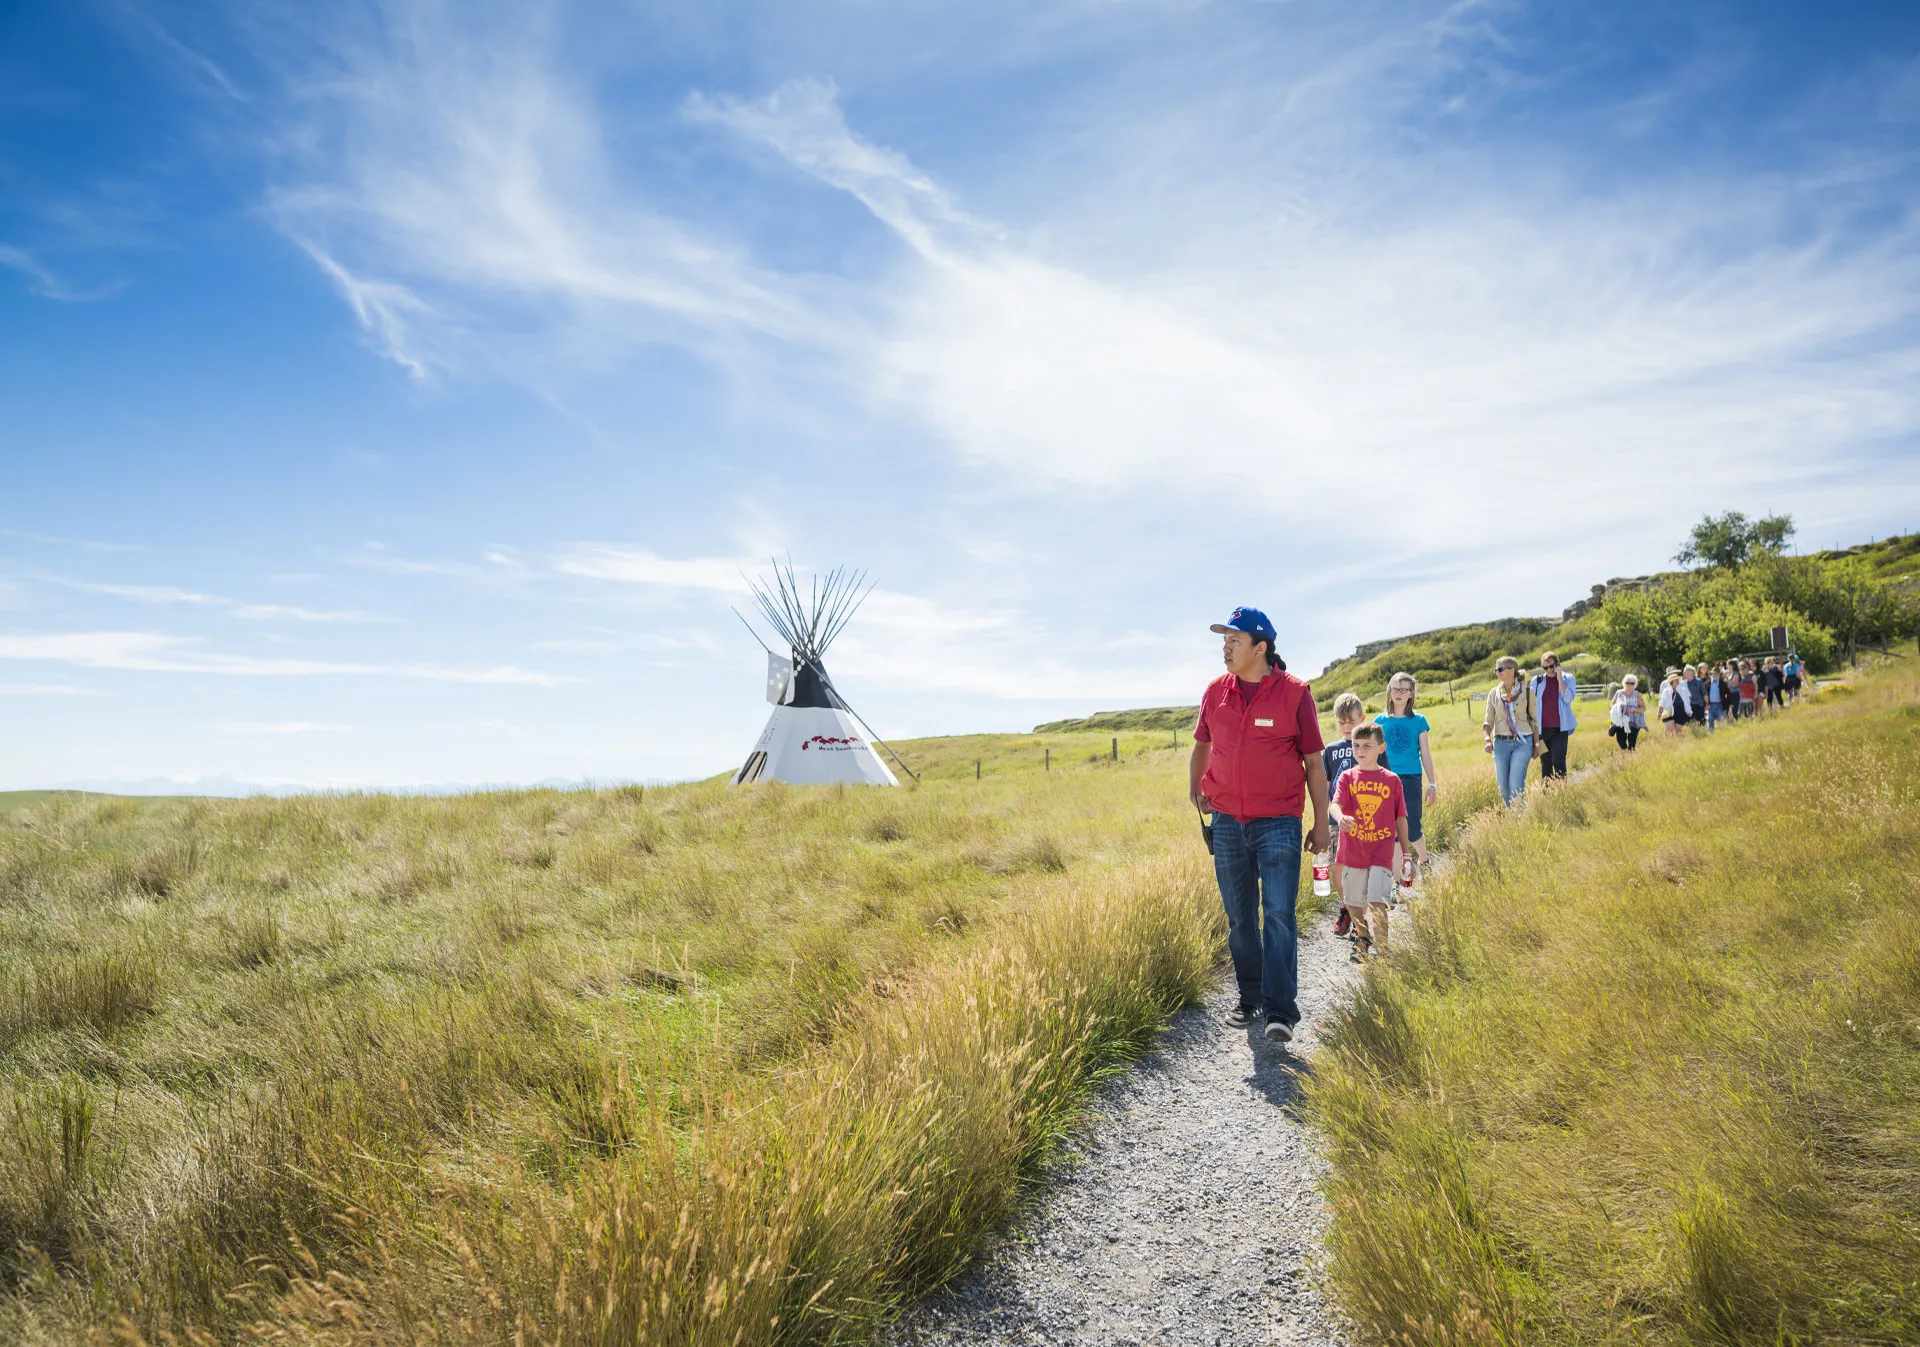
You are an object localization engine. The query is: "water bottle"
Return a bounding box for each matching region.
[1312,850,1332,898]
[1397,852,1418,900]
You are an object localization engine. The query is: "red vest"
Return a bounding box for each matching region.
[1195,670,1324,821]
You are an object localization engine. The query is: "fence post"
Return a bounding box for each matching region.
[1045,747,1050,772]
[1111,736,1118,762]
[975,759,980,780]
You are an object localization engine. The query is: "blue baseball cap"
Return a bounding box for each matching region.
[1209,606,1276,645]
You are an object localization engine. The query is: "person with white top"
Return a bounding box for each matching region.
[1610,676,1646,750]
[1658,668,1692,737]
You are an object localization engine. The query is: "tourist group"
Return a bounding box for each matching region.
[1188,606,1819,1041]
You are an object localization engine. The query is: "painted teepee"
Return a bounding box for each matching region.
[730,562,913,787]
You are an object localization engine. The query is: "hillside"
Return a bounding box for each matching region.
[1038,531,1920,727]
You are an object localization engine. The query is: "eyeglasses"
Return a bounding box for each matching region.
[1543,660,1558,668]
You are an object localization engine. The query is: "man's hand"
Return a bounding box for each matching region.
[1190,791,1211,814]
[1483,737,1494,755]
[1423,781,1438,805]
[1307,819,1329,854]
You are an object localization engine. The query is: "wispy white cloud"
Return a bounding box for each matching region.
[1,527,140,552]
[0,243,122,302]
[229,603,381,622]
[337,542,473,578]
[248,0,1920,562]
[685,78,987,259]
[550,545,757,593]
[221,721,350,735]
[41,574,383,622]
[0,631,572,684]
[54,580,224,606]
[531,627,718,654]
[298,243,434,379]
[257,4,824,382]
[828,588,1194,702]
[111,0,248,102]
[704,73,1920,539]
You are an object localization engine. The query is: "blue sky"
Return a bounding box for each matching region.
[3,0,1919,790]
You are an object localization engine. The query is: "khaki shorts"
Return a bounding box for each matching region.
[1341,864,1393,905]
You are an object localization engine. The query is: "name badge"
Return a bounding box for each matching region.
[1254,718,1274,727]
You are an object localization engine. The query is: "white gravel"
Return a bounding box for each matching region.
[895,921,1358,1347]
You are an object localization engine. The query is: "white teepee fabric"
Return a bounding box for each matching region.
[732,701,899,786]
[729,563,909,788]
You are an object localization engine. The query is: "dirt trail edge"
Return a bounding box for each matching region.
[896,923,1358,1347]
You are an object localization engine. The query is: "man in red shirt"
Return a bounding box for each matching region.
[1190,607,1330,1042]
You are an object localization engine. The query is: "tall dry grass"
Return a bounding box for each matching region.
[0,733,1229,1344]
[1309,666,1920,1345]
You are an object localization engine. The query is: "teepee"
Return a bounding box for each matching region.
[730,562,914,787]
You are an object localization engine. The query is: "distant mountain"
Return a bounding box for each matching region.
[34,775,656,799]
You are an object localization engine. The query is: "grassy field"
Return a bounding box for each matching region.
[1310,666,1920,1344]
[0,681,1744,1345]
[0,794,108,825]
[0,726,1241,1344]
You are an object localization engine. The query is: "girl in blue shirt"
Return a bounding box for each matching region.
[1376,672,1439,875]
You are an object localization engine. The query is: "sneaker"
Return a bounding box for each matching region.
[1332,909,1351,936]
[1349,936,1372,965]
[1263,1018,1293,1044]
[1223,1003,1260,1029]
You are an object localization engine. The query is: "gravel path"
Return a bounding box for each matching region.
[895,922,1359,1347]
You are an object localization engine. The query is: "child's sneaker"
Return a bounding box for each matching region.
[1333,909,1351,936]
[1348,936,1372,964]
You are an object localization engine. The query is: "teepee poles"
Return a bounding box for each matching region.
[741,559,874,667]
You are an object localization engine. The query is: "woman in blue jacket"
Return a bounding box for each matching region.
[1531,652,1578,781]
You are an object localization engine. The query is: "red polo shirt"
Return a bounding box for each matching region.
[1193,670,1325,822]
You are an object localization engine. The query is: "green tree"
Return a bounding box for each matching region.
[1590,583,1694,674]
[1744,554,1918,664]
[1825,558,1919,663]
[1747,513,1796,556]
[1674,511,1795,569]
[1680,596,1834,672]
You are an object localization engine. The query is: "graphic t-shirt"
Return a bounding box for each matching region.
[1321,738,1357,806]
[1739,675,1756,701]
[1374,712,1430,779]
[1334,767,1406,871]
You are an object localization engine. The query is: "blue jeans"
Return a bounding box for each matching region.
[1492,735,1532,806]
[1209,813,1302,1026]
[1707,701,1724,729]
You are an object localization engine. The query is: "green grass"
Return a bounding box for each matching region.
[1032,707,1201,734]
[0,793,116,827]
[1309,664,1920,1345]
[0,730,1237,1344]
[5,676,1836,1345]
